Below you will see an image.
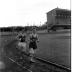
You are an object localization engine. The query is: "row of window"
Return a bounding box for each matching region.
[55,14,71,19]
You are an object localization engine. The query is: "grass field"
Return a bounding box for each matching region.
[0,30,71,70]
[37,32,70,68]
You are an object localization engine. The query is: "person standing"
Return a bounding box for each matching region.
[29,28,39,62]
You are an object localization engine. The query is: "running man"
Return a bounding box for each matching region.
[29,28,39,62]
[16,30,27,53]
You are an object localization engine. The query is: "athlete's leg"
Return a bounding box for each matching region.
[29,48,35,62]
[22,42,27,52]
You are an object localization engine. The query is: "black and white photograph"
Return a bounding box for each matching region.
[0,0,71,72]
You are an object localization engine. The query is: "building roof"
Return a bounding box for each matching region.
[46,8,71,14]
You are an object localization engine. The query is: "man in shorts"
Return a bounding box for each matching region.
[17,31,27,53]
[29,28,39,62]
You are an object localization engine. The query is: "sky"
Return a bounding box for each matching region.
[0,0,71,27]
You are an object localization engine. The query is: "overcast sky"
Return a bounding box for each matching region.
[0,0,71,27]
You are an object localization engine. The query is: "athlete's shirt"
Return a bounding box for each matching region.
[17,33,26,42]
[29,33,39,43]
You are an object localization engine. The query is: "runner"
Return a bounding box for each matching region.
[29,28,39,62]
[16,30,27,53]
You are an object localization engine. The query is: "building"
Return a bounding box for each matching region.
[46,8,71,31]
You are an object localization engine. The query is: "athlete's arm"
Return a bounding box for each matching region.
[36,34,39,42]
[16,33,21,41]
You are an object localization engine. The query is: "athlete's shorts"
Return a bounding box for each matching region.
[29,42,37,49]
[18,42,27,52]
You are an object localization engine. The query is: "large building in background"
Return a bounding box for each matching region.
[46,8,71,31]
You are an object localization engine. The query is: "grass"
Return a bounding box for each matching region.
[36,33,70,68]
